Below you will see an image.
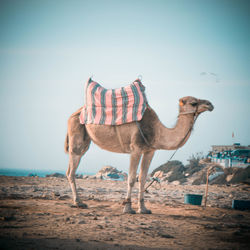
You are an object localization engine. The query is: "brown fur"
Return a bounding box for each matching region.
[64,133,69,153]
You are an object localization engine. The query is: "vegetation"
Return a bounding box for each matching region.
[184,152,206,176]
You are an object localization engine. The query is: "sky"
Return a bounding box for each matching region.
[0,0,249,174]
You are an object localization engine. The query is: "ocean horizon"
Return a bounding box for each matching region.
[0,168,95,178]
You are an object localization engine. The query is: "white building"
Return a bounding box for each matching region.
[209,143,250,168]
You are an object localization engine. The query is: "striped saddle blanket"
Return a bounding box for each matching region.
[79,78,148,125]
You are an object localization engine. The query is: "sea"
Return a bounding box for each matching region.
[0,168,94,177]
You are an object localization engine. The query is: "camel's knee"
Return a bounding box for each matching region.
[66,168,70,178]
[66,172,75,183]
[66,166,77,183]
[128,177,136,187]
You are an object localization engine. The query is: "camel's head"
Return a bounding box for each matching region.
[179,96,214,115]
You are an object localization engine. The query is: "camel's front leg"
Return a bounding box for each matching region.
[123,151,142,214]
[138,150,155,214]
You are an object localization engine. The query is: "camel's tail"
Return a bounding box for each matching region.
[64,133,69,153]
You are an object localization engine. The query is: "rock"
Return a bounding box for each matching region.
[28,173,38,177]
[59,195,70,200]
[107,173,120,179]
[1,216,16,221]
[32,187,39,192]
[226,174,234,182]
[46,173,65,178]
[200,158,211,164]
[75,174,83,179]
[229,166,250,184]
[171,181,180,185]
[52,192,61,198]
[151,161,186,184]
[98,166,117,174]
[95,166,127,181]
[78,220,86,224]
[153,171,165,178]
[209,166,250,185]
[157,232,174,238]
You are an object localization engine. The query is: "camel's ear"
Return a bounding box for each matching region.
[179,99,186,106]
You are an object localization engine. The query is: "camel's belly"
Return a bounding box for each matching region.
[85,124,132,154]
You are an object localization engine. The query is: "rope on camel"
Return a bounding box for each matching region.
[144,112,199,193]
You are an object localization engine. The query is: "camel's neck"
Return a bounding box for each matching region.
[154,114,196,150]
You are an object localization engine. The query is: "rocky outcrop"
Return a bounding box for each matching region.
[150,160,250,185]
[151,161,186,184]
[46,173,65,178]
[95,166,127,181]
[28,173,38,177]
[210,166,250,185]
[44,173,85,179]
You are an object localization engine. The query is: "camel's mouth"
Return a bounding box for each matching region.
[208,104,214,111]
[206,102,214,111]
[198,100,214,113]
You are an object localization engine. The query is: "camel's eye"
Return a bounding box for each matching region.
[191,102,198,107]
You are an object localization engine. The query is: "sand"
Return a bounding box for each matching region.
[0,176,249,249]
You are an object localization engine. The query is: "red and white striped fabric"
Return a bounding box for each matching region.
[79,78,148,125]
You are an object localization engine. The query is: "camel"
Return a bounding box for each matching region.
[65,94,214,214]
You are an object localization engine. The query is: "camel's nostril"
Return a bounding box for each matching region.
[208,103,214,111]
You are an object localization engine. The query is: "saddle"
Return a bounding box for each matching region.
[79,78,148,125]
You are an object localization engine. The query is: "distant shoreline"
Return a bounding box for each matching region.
[0,168,94,178]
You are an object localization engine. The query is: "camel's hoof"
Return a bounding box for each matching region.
[123,208,136,214]
[138,209,152,214]
[71,203,88,209]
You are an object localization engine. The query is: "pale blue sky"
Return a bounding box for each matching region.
[0,0,249,174]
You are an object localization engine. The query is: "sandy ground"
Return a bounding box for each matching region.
[0,176,249,250]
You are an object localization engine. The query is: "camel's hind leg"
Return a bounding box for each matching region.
[65,109,91,207]
[66,135,90,206]
[66,149,88,207]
